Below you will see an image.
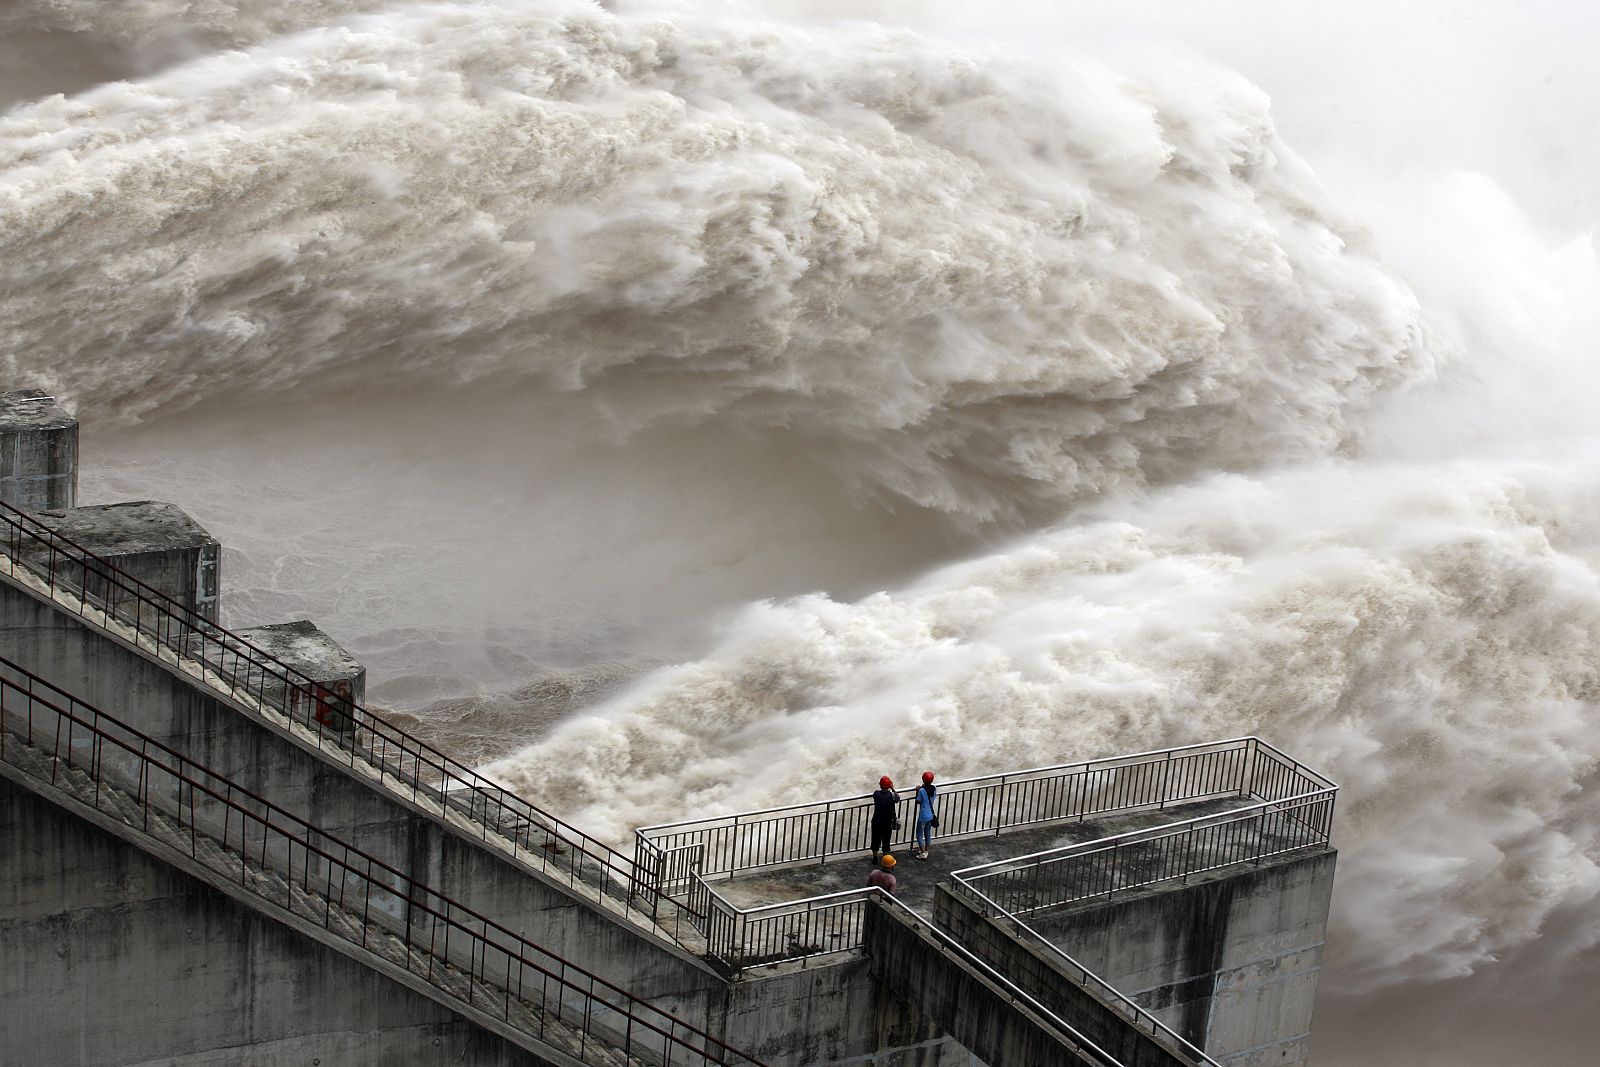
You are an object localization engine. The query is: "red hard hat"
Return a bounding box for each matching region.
[879,775,893,789]
[922,771,935,783]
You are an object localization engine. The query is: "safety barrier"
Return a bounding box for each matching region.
[869,894,1134,1067]
[0,653,768,1067]
[951,786,1336,917]
[0,500,664,926]
[636,737,1330,888]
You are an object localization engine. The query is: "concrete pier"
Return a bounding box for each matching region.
[193,619,366,732]
[1029,852,1336,1066]
[28,500,222,620]
[0,390,77,511]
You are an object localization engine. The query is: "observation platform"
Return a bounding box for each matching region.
[714,795,1259,916]
[635,737,1337,976]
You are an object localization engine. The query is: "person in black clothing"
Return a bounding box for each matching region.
[870,775,899,861]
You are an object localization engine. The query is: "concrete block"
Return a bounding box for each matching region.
[28,500,221,620]
[195,620,366,733]
[0,390,77,511]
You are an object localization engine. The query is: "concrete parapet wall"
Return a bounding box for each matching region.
[0,574,731,1036]
[725,956,976,1067]
[0,774,547,1067]
[1030,850,1337,1066]
[932,889,1191,1067]
[862,901,1096,1067]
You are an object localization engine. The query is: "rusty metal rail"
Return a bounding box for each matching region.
[0,653,768,1067]
[0,499,662,924]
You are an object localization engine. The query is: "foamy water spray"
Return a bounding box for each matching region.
[2,0,1423,522]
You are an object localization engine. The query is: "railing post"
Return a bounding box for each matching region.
[994,775,1006,835]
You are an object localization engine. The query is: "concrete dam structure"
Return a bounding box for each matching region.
[0,391,1338,1067]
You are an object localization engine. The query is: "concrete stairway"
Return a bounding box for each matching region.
[930,888,1213,1067]
[0,527,676,946]
[862,898,1129,1067]
[0,721,722,1067]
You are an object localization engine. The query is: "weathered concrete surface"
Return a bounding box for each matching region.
[933,888,1193,1067]
[27,501,221,620]
[1031,850,1337,1067]
[0,574,732,1035]
[199,619,367,733]
[724,955,979,1067]
[0,774,550,1067]
[863,901,1095,1067]
[0,389,77,511]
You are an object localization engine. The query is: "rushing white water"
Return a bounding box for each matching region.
[4,1,1597,1063]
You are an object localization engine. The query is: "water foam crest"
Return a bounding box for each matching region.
[486,454,1600,991]
[2,1,1426,520]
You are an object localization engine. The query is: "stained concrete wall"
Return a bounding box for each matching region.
[933,889,1191,1067]
[862,901,1092,1067]
[724,955,978,1067]
[0,575,730,1033]
[0,774,547,1067]
[1029,850,1337,1067]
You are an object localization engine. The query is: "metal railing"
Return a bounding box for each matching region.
[0,499,664,926]
[0,654,768,1067]
[680,879,879,973]
[644,737,1332,977]
[637,737,1330,889]
[951,789,1335,917]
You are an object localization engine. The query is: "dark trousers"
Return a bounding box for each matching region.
[870,819,894,856]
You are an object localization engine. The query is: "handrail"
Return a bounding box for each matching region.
[952,789,1337,918]
[0,654,768,1067]
[945,876,1220,1066]
[657,739,1334,978]
[950,788,1336,876]
[640,737,1329,832]
[636,737,1332,891]
[0,499,662,923]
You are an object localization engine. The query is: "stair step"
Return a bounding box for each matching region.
[1,732,650,1067]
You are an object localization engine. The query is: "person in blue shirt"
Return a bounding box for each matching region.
[913,770,938,859]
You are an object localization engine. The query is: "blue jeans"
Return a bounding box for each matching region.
[915,818,934,851]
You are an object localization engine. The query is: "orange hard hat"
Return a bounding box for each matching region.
[881,854,897,868]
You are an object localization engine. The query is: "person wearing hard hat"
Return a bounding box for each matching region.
[867,853,897,895]
[913,770,939,860]
[870,775,900,862]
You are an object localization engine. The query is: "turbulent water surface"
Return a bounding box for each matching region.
[4,1,1598,1063]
